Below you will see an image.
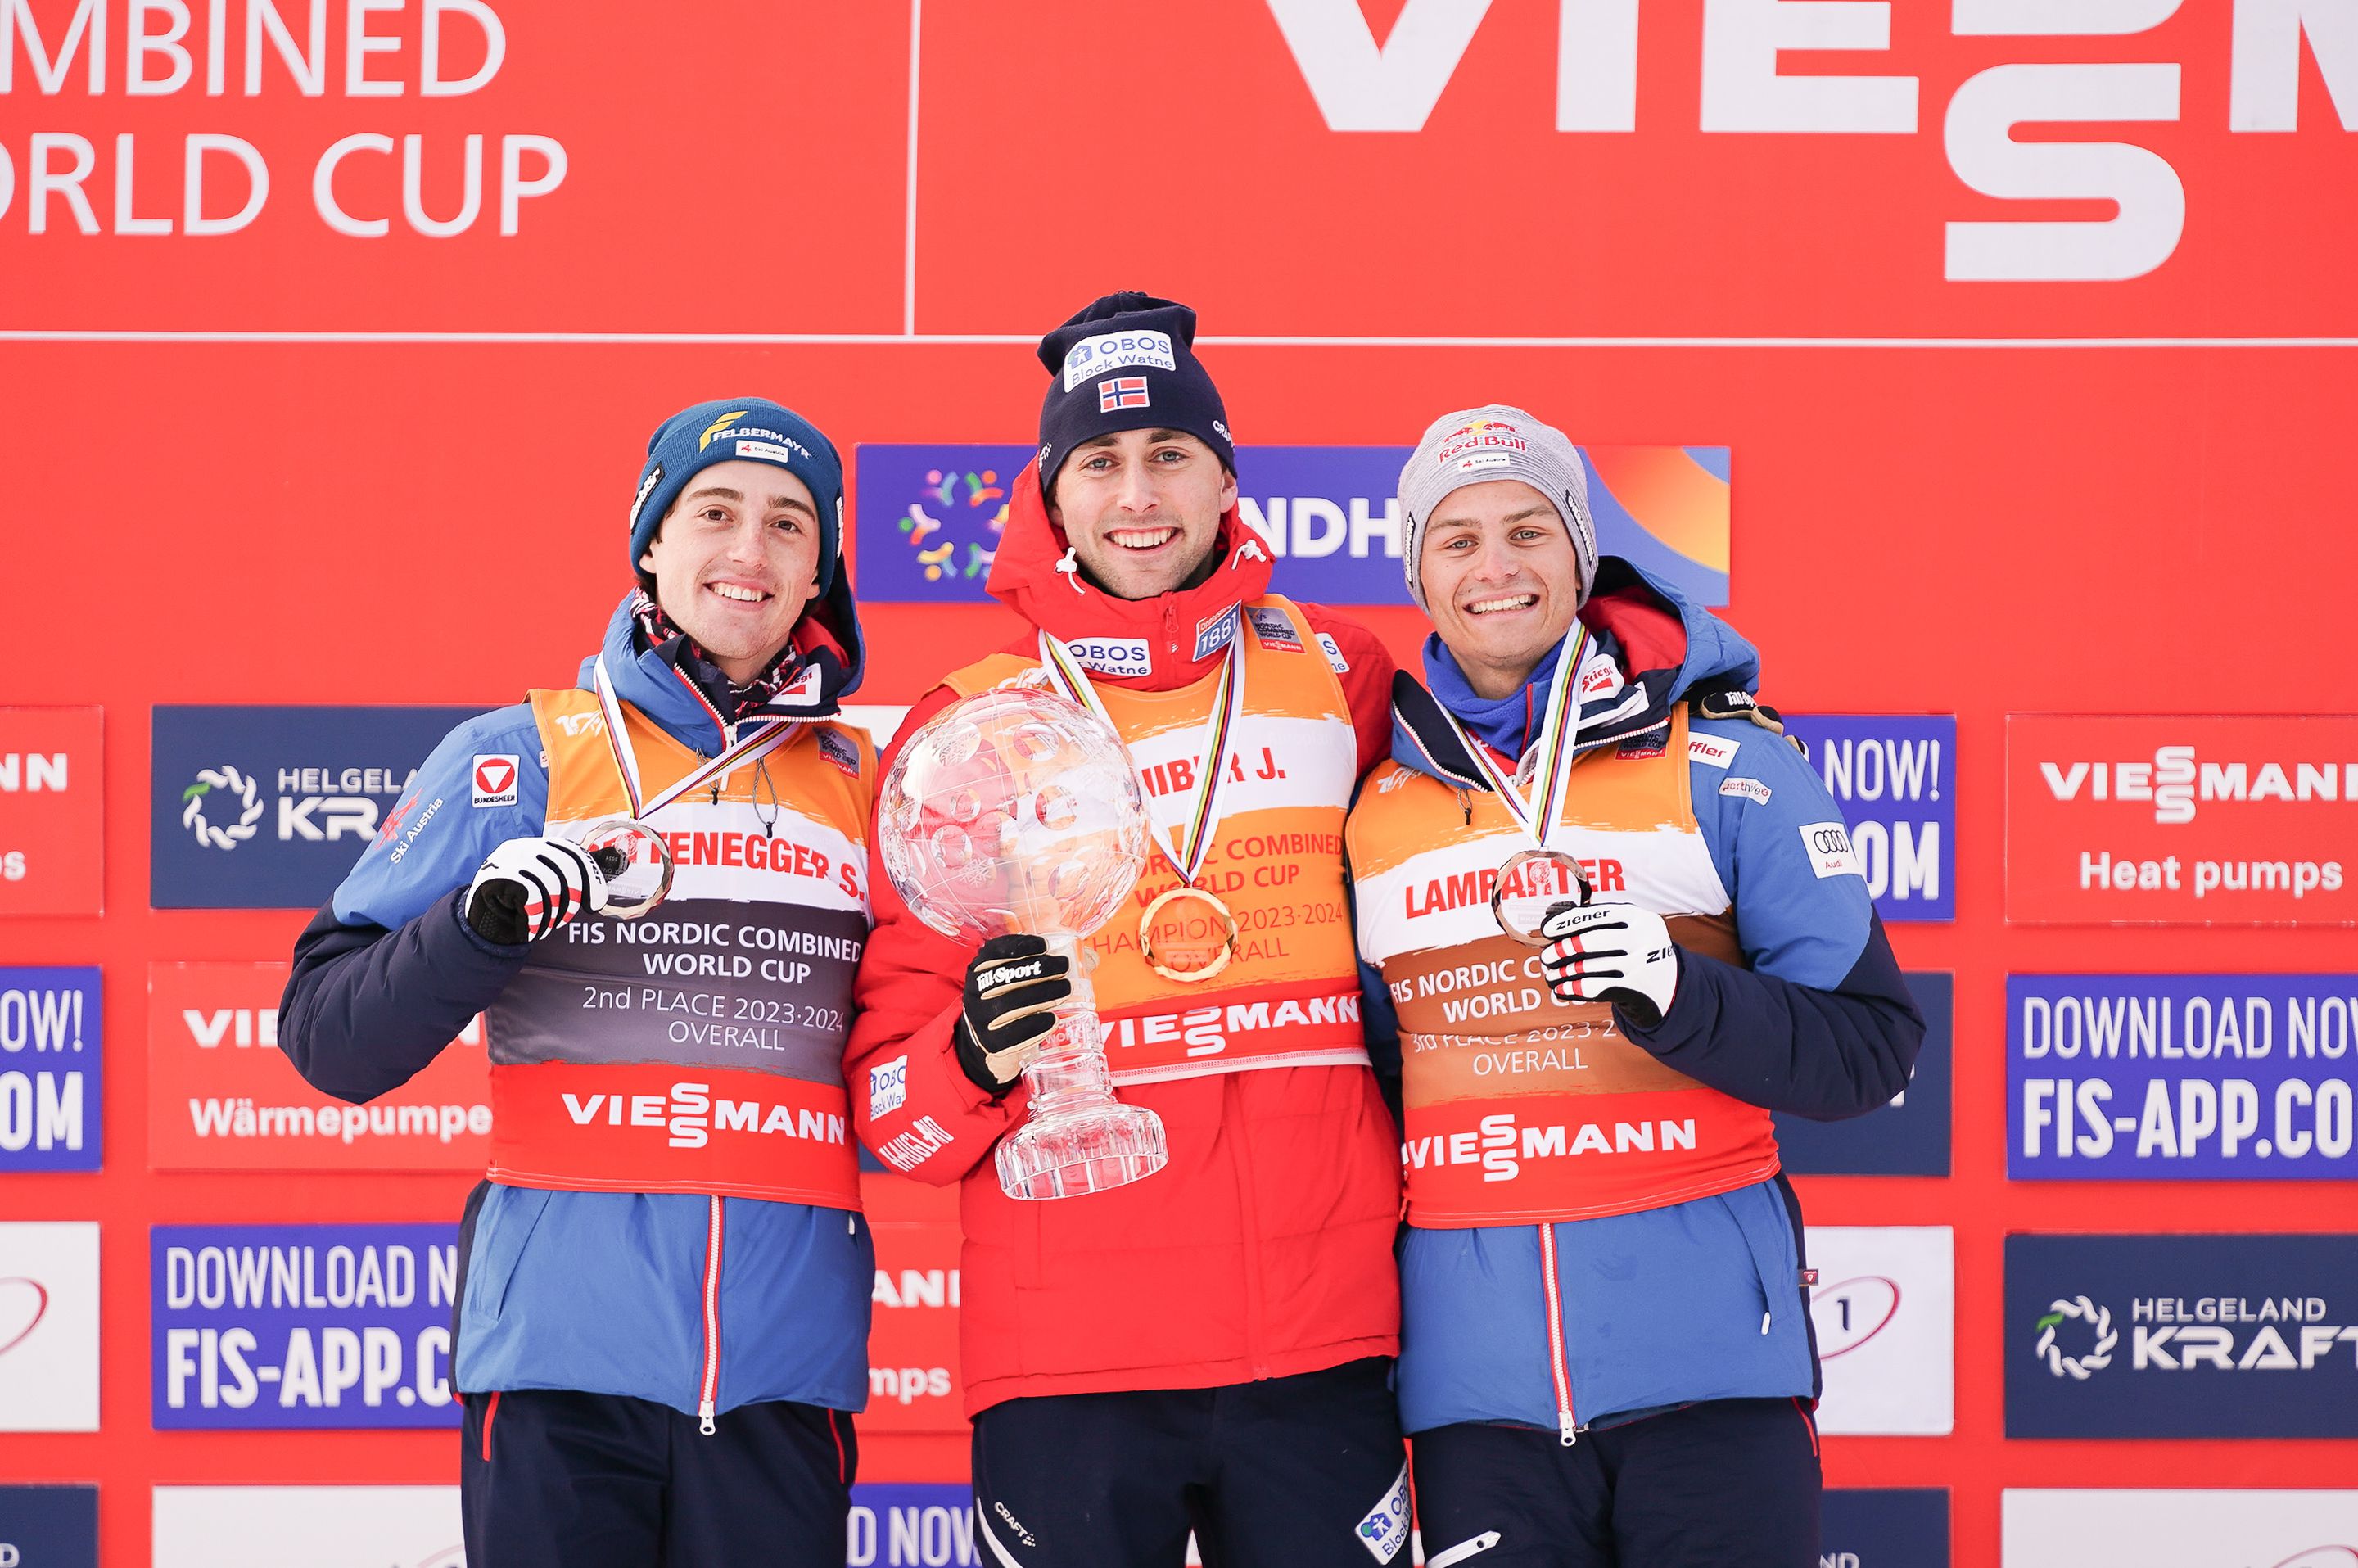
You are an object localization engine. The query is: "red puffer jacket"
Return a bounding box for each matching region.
[847,461,1402,1415]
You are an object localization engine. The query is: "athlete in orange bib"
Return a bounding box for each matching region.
[1347,405,1924,1568]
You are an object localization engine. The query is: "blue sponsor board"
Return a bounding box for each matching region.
[853,443,1732,608]
[1783,715,1954,922]
[0,1485,98,1568]
[0,967,100,1172]
[2005,1233,2358,1438]
[151,706,484,909]
[1823,1489,1949,1568]
[847,1484,973,1566]
[151,1222,463,1430]
[1777,973,1950,1176]
[2009,974,2358,1179]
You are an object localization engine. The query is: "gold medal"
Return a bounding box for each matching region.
[1490,847,1591,946]
[1137,883,1240,983]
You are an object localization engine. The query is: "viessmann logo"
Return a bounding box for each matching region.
[560,1080,847,1150]
[2040,747,2358,825]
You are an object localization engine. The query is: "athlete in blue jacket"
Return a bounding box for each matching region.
[280,399,877,1567]
[1344,407,1922,1567]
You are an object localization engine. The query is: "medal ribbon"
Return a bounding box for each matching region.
[1434,622,1593,853]
[593,654,801,817]
[1036,627,1246,887]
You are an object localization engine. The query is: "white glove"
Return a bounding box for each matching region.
[463,836,607,944]
[1539,902,1681,1028]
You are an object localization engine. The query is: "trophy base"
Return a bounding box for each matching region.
[995,1100,1169,1201]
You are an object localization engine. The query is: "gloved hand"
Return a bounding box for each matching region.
[1538,902,1681,1029]
[463,836,607,945]
[956,935,1072,1097]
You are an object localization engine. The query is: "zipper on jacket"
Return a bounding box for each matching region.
[698,1194,725,1435]
[1535,1222,1580,1445]
[1163,600,1180,657]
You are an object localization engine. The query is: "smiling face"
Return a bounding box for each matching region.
[1417,479,1584,700]
[636,459,823,682]
[1047,427,1237,601]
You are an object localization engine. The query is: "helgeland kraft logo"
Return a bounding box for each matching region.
[180,766,265,849]
[2032,1295,2117,1379]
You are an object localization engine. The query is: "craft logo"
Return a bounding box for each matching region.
[151,706,486,907]
[0,1484,98,1568]
[1777,974,1953,1177]
[2006,1235,2358,1438]
[1808,1227,1954,1436]
[2009,974,2358,1181]
[864,1218,965,1434]
[0,1222,99,1433]
[2003,1489,2358,1568]
[854,444,1731,608]
[152,1223,463,1430]
[847,1484,978,1568]
[2007,716,2358,924]
[0,707,103,915]
[1821,1489,1949,1568]
[151,1487,463,1568]
[148,963,489,1173]
[1783,716,1955,921]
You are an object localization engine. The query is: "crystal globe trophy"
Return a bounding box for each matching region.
[877,686,1169,1200]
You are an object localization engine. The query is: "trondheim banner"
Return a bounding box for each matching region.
[147,962,489,1172]
[151,1222,463,1430]
[1782,716,1954,922]
[0,1222,100,1433]
[0,1484,97,1568]
[1807,1226,1955,1437]
[854,444,1732,608]
[0,707,102,916]
[2003,1489,2358,1568]
[2008,716,2358,924]
[150,705,485,909]
[151,1487,463,1568]
[0,966,99,1173]
[2007,1234,2358,1439]
[2011,974,2358,1180]
[1777,972,1950,1177]
[1823,1489,1949,1568]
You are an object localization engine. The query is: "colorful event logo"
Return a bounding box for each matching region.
[855,444,1732,608]
[2006,1235,2358,1438]
[0,1222,100,1432]
[151,1487,464,1568]
[2009,974,2358,1180]
[2006,716,2358,925]
[151,1223,463,1430]
[0,1485,98,1568]
[0,967,101,1173]
[1822,1489,1949,1568]
[151,706,486,909]
[2003,1489,2358,1568]
[1783,716,1954,922]
[1809,1227,1955,1436]
[0,707,103,916]
[147,963,488,1173]
[1777,973,1951,1177]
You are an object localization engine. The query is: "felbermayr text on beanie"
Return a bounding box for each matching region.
[628,398,847,594]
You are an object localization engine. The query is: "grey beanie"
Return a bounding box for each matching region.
[1398,404,1598,613]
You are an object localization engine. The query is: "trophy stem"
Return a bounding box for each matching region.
[994,931,1170,1200]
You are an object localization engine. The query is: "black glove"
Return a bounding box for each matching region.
[463,836,606,945]
[955,935,1071,1096]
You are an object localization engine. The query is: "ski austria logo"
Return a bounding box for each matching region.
[2033,1295,2118,1379]
[182,767,264,849]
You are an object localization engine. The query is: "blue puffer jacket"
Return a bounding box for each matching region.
[278,594,874,1419]
[1364,559,1923,1436]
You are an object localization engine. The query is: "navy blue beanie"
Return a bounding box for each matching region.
[628,398,845,594]
[1035,293,1234,501]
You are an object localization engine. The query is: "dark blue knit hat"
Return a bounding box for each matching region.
[628,398,845,594]
[1036,293,1234,501]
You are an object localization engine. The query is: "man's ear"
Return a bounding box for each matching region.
[638,545,657,574]
[1217,463,1238,515]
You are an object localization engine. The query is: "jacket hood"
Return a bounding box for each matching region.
[1389,557,1759,789]
[985,459,1274,690]
[577,585,865,753]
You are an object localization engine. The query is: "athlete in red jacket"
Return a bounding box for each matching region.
[847,293,1409,1568]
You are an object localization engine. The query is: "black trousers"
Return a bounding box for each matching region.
[969,1358,1409,1568]
[1409,1398,1822,1568]
[459,1388,856,1567]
